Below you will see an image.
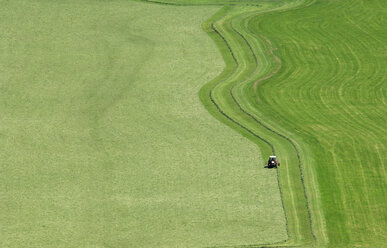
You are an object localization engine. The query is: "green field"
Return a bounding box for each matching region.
[0,0,287,247]
[0,0,386,247]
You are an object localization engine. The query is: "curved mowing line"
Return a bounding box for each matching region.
[209,14,318,246]
[137,0,261,7]
[208,22,290,248]
[137,0,294,10]
[208,23,274,152]
[228,21,316,244]
[204,5,316,245]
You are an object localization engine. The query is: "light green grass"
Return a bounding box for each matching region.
[0,0,287,247]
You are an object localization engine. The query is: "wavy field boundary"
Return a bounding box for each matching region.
[141,0,386,247]
[201,2,322,247]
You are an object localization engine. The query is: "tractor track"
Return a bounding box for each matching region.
[228,19,317,244]
[209,18,316,247]
[138,0,260,7]
[208,21,288,248]
[138,0,289,9]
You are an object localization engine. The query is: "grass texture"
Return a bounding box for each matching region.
[0,0,288,247]
[144,0,386,247]
[246,1,387,246]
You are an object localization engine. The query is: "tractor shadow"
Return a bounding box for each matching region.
[264,165,277,169]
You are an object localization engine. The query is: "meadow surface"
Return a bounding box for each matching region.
[247,1,387,246]
[0,0,287,247]
[1,0,385,247]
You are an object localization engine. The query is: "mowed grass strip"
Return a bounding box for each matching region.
[200,2,317,246]
[0,0,286,247]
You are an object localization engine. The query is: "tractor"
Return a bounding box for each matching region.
[267,155,280,168]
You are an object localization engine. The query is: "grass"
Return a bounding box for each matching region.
[147,0,386,247]
[1,0,385,247]
[0,0,288,247]
[245,1,387,246]
[200,2,318,246]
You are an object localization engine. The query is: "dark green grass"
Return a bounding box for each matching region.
[244,1,387,246]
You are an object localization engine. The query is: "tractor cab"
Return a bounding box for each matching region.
[267,155,279,168]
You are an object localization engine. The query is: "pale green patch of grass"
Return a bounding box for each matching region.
[0,0,286,247]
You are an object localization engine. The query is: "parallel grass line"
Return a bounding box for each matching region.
[226,4,330,245]
[202,2,319,246]
[227,20,317,245]
[208,22,288,248]
[245,0,386,246]
[200,4,302,247]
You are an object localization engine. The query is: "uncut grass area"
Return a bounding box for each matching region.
[0,1,287,247]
